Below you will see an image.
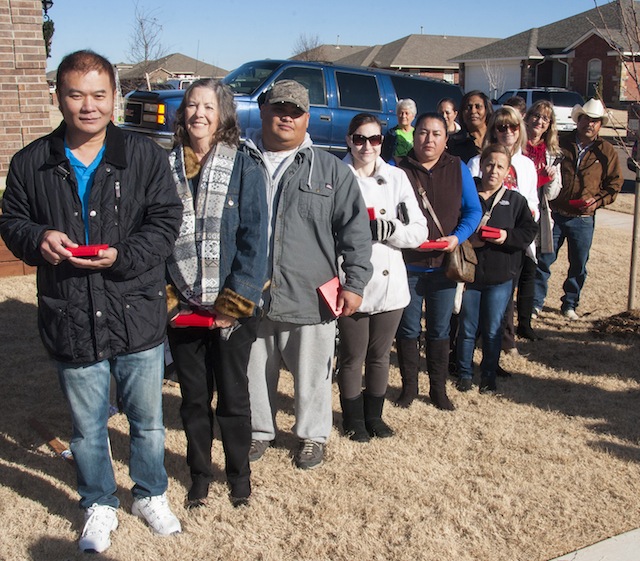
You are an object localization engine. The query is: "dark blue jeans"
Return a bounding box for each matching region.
[457,280,513,382]
[397,270,457,341]
[534,212,595,312]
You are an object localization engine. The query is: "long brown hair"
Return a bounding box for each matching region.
[173,79,240,148]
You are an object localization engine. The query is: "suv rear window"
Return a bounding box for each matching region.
[390,75,459,113]
[335,72,381,111]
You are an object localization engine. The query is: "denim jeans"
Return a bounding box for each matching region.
[457,280,513,382]
[534,212,595,312]
[57,344,167,509]
[397,270,457,341]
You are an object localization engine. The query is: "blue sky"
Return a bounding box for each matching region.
[46,0,603,73]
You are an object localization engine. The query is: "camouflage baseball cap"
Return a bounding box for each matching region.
[264,80,310,113]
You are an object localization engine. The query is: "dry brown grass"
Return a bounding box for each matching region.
[1,218,640,561]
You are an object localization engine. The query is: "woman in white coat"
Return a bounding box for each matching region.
[339,113,428,442]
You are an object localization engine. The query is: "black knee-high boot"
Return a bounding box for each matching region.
[426,338,455,411]
[394,337,419,408]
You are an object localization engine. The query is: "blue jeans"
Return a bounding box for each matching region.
[57,344,167,509]
[457,280,513,382]
[534,212,595,312]
[397,270,457,341]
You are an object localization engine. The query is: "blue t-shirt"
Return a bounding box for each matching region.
[65,143,106,243]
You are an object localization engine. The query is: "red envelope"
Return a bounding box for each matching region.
[480,225,501,233]
[171,310,216,328]
[68,244,109,257]
[418,240,449,250]
[317,276,343,317]
[367,207,376,220]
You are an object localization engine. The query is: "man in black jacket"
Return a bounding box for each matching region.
[0,51,182,554]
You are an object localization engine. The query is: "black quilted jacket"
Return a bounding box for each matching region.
[0,123,182,363]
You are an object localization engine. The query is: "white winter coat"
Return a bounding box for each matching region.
[342,155,428,314]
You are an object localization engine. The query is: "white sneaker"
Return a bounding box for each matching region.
[563,308,579,321]
[132,493,182,536]
[79,504,118,553]
[531,307,541,320]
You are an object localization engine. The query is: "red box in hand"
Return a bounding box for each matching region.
[317,276,343,318]
[418,240,449,250]
[480,226,501,240]
[171,310,216,328]
[569,199,588,209]
[367,207,376,220]
[68,244,109,257]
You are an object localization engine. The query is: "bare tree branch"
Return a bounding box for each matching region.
[292,33,322,61]
[128,1,167,71]
[481,59,505,99]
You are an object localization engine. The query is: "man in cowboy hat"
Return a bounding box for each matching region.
[533,98,623,320]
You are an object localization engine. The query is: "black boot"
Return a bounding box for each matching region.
[516,296,542,340]
[340,394,370,443]
[394,337,419,408]
[426,338,455,411]
[363,393,394,438]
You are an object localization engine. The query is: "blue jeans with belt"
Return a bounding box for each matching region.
[57,344,167,509]
[397,270,457,341]
[457,280,513,382]
[533,212,595,312]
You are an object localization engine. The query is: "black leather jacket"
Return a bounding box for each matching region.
[0,123,182,363]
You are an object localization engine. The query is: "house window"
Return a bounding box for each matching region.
[587,59,602,98]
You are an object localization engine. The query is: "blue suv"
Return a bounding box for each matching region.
[121,59,463,152]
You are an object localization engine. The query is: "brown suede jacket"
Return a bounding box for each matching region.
[552,132,623,217]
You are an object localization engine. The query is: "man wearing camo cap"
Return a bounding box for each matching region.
[242,80,372,469]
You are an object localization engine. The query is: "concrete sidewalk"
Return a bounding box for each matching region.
[549,528,640,560]
[597,207,635,231]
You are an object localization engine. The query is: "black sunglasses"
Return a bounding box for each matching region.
[496,123,519,133]
[351,134,383,147]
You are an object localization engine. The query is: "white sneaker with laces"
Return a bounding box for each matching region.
[79,504,118,553]
[563,308,579,321]
[132,493,182,536]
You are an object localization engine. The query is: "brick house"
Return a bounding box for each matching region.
[0,0,50,178]
[451,0,640,108]
[293,34,499,85]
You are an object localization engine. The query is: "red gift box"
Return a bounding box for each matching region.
[68,244,109,257]
[479,226,501,240]
[171,310,216,328]
[317,276,343,317]
[569,199,588,209]
[418,240,449,250]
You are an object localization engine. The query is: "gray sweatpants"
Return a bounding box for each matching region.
[247,318,336,443]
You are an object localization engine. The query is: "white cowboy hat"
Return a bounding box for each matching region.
[571,98,609,126]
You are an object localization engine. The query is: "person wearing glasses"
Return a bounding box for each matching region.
[381,98,418,162]
[467,106,539,370]
[395,113,482,410]
[447,90,493,163]
[338,113,427,441]
[523,100,563,327]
